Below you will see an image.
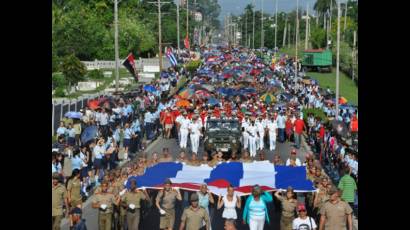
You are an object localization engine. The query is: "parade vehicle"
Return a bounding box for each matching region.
[301,49,332,73]
[204,118,241,158]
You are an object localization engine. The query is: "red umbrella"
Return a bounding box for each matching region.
[88,100,100,110]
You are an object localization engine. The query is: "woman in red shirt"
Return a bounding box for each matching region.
[161,108,175,139]
[285,116,294,142]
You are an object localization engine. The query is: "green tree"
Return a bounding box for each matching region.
[310,25,327,49]
[60,54,87,92]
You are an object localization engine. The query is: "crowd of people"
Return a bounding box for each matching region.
[52,45,358,230]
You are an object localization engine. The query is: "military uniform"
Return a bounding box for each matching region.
[278,196,297,230]
[52,184,67,230]
[93,192,117,230]
[122,190,147,230]
[181,206,210,230]
[320,200,353,230]
[67,177,82,208]
[156,190,179,229]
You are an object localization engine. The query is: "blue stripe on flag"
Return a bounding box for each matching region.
[126,162,182,189]
[274,166,315,191]
[204,162,243,187]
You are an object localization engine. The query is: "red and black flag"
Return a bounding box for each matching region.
[184,34,190,50]
[122,53,138,82]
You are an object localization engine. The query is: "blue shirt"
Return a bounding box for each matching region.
[52,162,62,173]
[71,156,83,170]
[114,129,121,142]
[144,112,154,124]
[131,120,141,133]
[68,128,76,138]
[56,127,67,136]
[248,199,266,218]
[126,104,133,114]
[124,128,133,139]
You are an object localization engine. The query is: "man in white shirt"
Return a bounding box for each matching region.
[99,109,109,137]
[179,112,191,149]
[241,116,250,150]
[292,203,317,230]
[256,116,266,151]
[246,118,258,157]
[277,112,287,143]
[144,110,155,140]
[267,115,278,151]
[189,115,202,154]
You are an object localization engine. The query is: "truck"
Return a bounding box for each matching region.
[301,49,332,73]
[204,118,241,159]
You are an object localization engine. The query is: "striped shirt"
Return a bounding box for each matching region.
[338,175,357,203]
[248,199,266,219]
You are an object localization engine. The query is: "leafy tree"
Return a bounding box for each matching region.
[60,54,87,92]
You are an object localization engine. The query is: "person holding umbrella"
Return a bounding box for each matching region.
[242,185,273,230]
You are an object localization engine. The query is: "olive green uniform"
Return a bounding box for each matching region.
[67,177,82,208]
[52,184,67,230]
[320,200,353,230]
[181,206,210,230]
[156,190,179,229]
[93,192,117,230]
[278,196,297,230]
[122,190,147,230]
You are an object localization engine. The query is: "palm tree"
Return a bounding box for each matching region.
[313,0,336,27]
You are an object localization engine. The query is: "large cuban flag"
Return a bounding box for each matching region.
[126,161,315,196]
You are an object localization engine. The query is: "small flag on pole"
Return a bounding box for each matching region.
[166,47,178,66]
[184,34,190,49]
[122,53,138,82]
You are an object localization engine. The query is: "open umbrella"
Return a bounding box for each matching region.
[195,90,211,98]
[178,87,195,99]
[207,97,219,106]
[81,125,98,144]
[260,93,276,104]
[88,100,100,110]
[176,99,190,107]
[143,85,157,93]
[200,84,215,92]
[339,97,348,105]
[65,111,82,119]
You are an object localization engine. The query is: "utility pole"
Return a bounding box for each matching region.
[283,16,287,48]
[329,0,333,31]
[352,30,356,82]
[114,0,120,92]
[288,23,291,48]
[274,0,278,49]
[186,0,189,52]
[177,1,180,54]
[305,3,309,50]
[335,0,341,118]
[252,0,256,49]
[343,0,348,38]
[295,0,299,78]
[149,0,170,71]
[245,12,248,47]
[261,0,264,50]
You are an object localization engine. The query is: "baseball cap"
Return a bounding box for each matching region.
[190,193,199,201]
[297,203,306,212]
[70,207,82,215]
[328,186,340,195]
[52,172,60,180]
[164,178,172,185]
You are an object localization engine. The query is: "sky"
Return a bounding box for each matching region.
[218,0,319,20]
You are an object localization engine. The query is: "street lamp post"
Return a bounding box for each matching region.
[274,0,278,49]
[114,0,120,92]
[335,0,341,117]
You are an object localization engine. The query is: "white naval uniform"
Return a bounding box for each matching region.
[246,124,258,157]
[241,119,250,150]
[256,120,266,151]
[267,120,278,151]
[189,120,202,153]
[179,117,190,149]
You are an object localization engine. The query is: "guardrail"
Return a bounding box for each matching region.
[81,58,171,70]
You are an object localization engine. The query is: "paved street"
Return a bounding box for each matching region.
[61,136,309,230]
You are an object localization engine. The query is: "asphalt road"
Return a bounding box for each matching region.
[61,135,309,230]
